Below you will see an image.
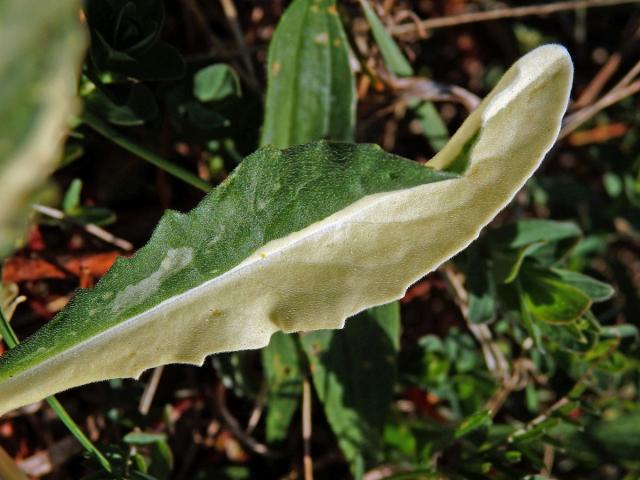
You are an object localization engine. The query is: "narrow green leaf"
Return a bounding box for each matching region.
[454,410,492,439]
[261,332,304,443]
[123,432,168,445]
[261,0,355,147]
[358,1,450,153]
[600,324,638,339]
[358,0,412,77]
[300,303,400,467]
[259,0,358,447]
[0,0,86,256]
[491,219,581,250]
[0,46,573,416]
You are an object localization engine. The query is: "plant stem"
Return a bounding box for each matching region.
[81,111,212,193]
[0,307,112,473]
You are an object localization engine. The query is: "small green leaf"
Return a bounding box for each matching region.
[63,179,83,215]
[194,64,241,103]
[123,432,168,445]
[491,219,582,250]
[552,269,615,302]
[600,324,638,339]
[589,415,640,462]
[454,410,492,439]
[521,268,592,324]
[490,219,582,283]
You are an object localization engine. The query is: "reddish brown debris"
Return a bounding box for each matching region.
[2,251,126,283]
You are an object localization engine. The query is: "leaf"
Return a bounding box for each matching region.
[261,0,355,147]
[123,432,168,445]
[551,269,615,302]
[261,332,304,443]
[193,64,241,103]
[259,0,359,448]
[300,303,400,468]
[0,46,573,415]
[454,410,492,439]
[490,219,581,250]
[520,268,592,324]
[490,219,582,283]
[358,0,412,76]
[0,0,86,257]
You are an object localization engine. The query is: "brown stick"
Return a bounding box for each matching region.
[214,383,274,457]
[389,0,640,36]
[560,79,640,138]
[219,0,257,82]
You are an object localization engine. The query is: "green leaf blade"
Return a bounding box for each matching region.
[300,303,400,467]
[261,0,355,147]
[0,45,573,416]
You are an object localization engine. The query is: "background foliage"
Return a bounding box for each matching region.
[1,0,640,479]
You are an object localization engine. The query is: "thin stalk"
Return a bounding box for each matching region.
[82,111,212,193]
[0,307,112,473]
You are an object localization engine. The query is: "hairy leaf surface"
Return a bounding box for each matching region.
[0,45,573,415]
[0,0,86,256]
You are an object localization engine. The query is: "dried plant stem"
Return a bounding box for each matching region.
[246,381,268,435]
[389,0,640,36]
[138,366,165,415]
[219,0,256,81]
[442,265,509,380]
[214,383,274,457]
[561,79,640,138]
[33,204,133,251]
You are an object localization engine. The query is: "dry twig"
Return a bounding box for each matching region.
[219,0,257,83]
[561,79,640,137]
[33,204,133,251]
[442,265,509,381]
[214,383,274,458]
[138,366,165,415]
[389,0,640,36]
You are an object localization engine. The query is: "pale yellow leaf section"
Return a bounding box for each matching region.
[0,45,573,415]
